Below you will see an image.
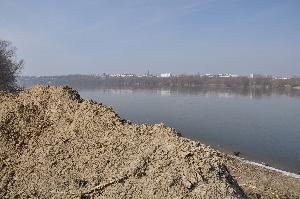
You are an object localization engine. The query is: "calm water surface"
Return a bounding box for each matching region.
[79,89,300,174]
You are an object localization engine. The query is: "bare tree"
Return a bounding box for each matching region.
[0,39,23,91]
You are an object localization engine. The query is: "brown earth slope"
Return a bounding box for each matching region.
[0,86,246,198]
[1,86,299,199]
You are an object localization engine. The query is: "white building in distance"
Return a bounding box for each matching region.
[160,73,171,78]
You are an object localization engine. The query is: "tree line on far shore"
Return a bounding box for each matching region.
[20,74,300,91]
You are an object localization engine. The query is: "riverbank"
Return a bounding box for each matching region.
[226,156,300,198]
[0,86,299,198]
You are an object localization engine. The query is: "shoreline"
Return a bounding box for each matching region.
[209,144,300,176]
[1,86,299,198]
[225,155,300,199]
[242,159,300,180]
[78,87,300,176]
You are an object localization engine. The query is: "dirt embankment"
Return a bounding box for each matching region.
[0,86,299,199]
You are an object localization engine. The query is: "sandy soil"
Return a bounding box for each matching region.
[226,156,300,199]
[0,86,299,198]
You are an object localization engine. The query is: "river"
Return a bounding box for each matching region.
[79,88,300,174]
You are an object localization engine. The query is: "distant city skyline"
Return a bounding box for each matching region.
[1,0,300,76]
[22,71,297,79]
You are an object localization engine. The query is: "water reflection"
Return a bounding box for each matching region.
[79,86,300,99]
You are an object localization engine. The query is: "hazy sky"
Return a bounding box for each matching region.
[1,0,300,76]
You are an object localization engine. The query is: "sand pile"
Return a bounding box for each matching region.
[0,86,246,198]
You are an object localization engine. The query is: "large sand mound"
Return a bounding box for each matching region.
[0,86,246,198]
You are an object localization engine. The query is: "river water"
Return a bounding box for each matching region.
[79,88,300,174]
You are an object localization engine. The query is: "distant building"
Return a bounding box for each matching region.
[110,74,121,77]
[250,73,267,78]
[217,73,238,78]
[160,73,171,78]
[204,74,215,77]
[273,76,290,80]
[109,73,136,77]
[120,73,136,77]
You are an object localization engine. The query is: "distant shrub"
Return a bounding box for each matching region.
[0,39,23,92]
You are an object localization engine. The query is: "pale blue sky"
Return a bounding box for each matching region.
[1,0,299,76]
